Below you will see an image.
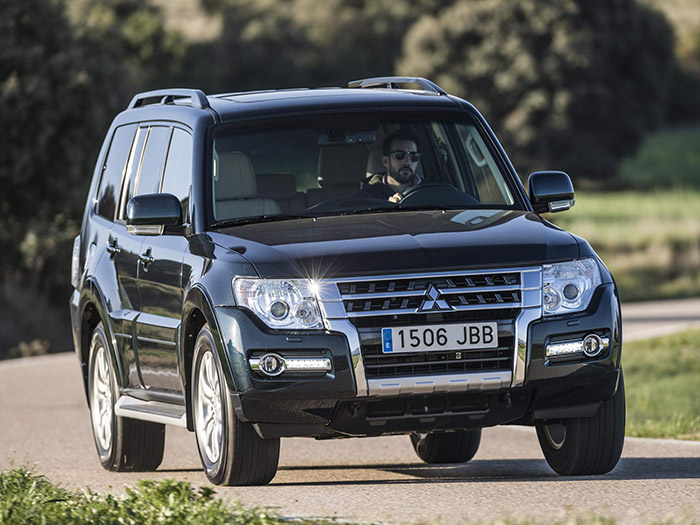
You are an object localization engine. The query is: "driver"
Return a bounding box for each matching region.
[357,129,422,203]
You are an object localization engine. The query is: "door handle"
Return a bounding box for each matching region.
[106,238,120,256]
[139,248,154,270]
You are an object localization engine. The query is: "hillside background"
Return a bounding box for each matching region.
[1,0,700,359]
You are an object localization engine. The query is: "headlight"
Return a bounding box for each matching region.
[233,278,323,330]
[543,258,602,316]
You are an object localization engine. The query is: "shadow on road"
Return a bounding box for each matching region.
[271,457,700,486]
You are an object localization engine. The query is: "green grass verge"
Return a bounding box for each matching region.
[616,126,700,190]
[624,328,700,440]
[546,190,700,301]
[0,469,320,525]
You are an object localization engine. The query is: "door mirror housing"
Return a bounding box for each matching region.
[126,193,182,235]
[528,171,575,214]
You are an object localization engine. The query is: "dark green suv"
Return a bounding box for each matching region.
[70,77,624,486]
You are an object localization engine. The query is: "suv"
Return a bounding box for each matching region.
[70,77,624,486]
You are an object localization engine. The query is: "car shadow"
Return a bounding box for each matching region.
[270,457,700,486]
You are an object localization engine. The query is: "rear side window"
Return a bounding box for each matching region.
[95,124,136,220]
[161,128,193,221]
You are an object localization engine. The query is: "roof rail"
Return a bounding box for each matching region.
[348,76,447,96]
[127,89,210,110]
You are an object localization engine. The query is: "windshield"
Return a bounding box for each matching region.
[210,114,519,225]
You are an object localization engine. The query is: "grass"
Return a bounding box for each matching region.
[616,126,700,190]
[624,328,700,440]
[0,469,671,525]
[0,469,319,525]
[546,190,700,301]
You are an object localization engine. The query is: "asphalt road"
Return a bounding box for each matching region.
[1,299,700,524]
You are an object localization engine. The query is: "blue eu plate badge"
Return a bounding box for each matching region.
[382,328,393,353]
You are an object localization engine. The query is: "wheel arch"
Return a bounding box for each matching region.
[78,280,124,405]
[181,284,238,431]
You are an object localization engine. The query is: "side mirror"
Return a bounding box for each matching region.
[126,193,182,235]
[528,171,575,214]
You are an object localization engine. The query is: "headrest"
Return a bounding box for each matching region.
[216,151,257,200]
[318,145,369,188]
[256,173,297,200]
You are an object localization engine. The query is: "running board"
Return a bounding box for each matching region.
[114,395,187,427]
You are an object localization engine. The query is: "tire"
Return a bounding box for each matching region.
[410,429,482,464]
[88,322,165,472]
[536,373,626,476]
[192,325,279,485]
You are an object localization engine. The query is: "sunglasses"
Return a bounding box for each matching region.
[389,150,422,162]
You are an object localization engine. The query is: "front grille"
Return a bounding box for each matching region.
[340,271,522,315]
[333,269,538,381]
[361,339,514,378]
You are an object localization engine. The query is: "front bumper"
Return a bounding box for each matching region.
[217,281,621,437]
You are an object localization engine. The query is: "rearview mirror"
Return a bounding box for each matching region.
[126,193,182,235]
[528,171,575,214]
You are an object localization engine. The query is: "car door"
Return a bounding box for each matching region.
[104,124,147,390]
[135,126,192,393]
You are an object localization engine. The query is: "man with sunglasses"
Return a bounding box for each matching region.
[358,129,422,203]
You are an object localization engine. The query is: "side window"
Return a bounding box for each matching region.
[118,126,147,220]
[161,128,193,221]
[95,124,137,220]
[134,126,170,196]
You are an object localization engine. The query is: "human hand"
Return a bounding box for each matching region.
[388,192,403,203]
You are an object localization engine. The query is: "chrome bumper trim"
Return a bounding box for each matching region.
[367,371,512,397]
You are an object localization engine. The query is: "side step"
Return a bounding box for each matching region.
[114,395,187,427]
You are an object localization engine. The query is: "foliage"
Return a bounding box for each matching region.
[398,0,677,182]
[0,468,317,524]
[67,0,188,90]
[198,0,455,92]
[547,191,700,302]
[616,126,700,190]
[624,328,700,440]
[0,0,127,356]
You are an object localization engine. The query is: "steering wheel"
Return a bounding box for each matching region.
[399,182,479,207]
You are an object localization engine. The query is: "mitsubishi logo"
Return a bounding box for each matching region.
[418,284,454,312]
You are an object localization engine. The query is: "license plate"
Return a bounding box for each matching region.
[381,322,498,353]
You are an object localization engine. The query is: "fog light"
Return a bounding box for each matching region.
[583,334,604,357]
[259,353,285,376]
[546,334,610,359]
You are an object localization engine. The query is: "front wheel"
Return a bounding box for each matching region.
[410,429,481,464]
[192,325,280,485]
[536,374,626,475]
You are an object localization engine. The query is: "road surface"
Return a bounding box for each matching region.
[1,299,699,523]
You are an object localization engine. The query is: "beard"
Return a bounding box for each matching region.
[390,165,414,184]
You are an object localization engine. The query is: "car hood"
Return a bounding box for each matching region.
[210,209,579,279]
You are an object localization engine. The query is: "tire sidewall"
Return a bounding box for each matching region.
[192,325,232,484]
[87,322,121,468]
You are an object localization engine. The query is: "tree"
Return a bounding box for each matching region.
[398,0,676,182]
[0,0,127,355]
[200,0,456,92]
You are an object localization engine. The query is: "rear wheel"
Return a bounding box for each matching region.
[410,429,481,464]
[88,322,165,471]
[192,325,279,485]
[536,374,625,475]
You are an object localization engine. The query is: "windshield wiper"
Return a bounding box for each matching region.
[212,213,312,228]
